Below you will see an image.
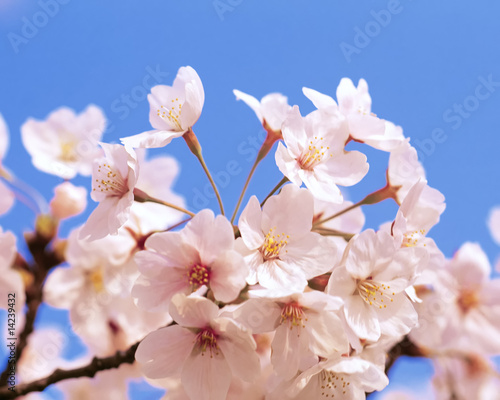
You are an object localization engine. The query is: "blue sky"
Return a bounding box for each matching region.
[1,0,500,398]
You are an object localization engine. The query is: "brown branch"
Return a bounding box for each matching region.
[0,224,63,386]
[0,342,139,399]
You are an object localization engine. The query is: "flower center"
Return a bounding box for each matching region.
[93,163,128,197]
[88,268,104,293]
[457,288,479,314]
[196,328,219,358]
[319,370,351,397]
[157,98,183,131]
[357,279,395,309]
[280,302,307,335]
[402,229,426,247]
[187,264,210,290]
[260,227,289,261]
[59,141,78,162]
[297,136,332,170]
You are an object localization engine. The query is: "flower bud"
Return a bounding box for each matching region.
[49,182,87,220]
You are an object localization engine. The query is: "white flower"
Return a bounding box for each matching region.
[132,209,248,312]
[230,290,348,379]
[121,66,204,148]
[488,206,500,246]
[411,242,500,355]
[303,79,404,151]
[285,355,388,400]
[0,227,25,335]
[49,181,87,220]
[233,89,291,134]
[388,140,446,216]
[21,105,106,179]
[44,227,169,357]
[237,184,337,291]
[79,143,138,241]
[275,107,368,203]
[0,114,15,215]
[327,229,427,341]
[135,294,260,400]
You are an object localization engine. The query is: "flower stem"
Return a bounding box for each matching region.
[230,159,259,224]
[134,188,195,217]
[230,129,281,223]
[183,128,225,215]
[313,184,396,227]
[260,176,289,207]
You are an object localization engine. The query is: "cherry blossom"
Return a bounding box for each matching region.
[303,79,404,151]
[230,290,349,379]
[237,183,337,291]
[135,294,260,400]
[21,105,106,179]
[233,89,291,135]
[488,206,500,246]
[327,229,427,341]
[411,242,500,355]
[432,354,500,400]
[44,228,169,357]
[121,66,204,149]
[283,355,388,400]
[79,143,138,241]
[49,181,87,220]
[0,227,25,334]
[132,209,247,311]
[0,114,14,215]
[275,106,368,203]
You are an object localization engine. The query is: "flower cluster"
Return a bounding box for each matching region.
[0,66,499,400]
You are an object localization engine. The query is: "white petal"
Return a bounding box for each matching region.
[136,325,195,379]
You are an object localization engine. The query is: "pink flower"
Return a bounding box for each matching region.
[275,107,368,203]
[121,66,204,148]
[303,79,404,151]
[0,228,25,334]
[49,181,87,220]
[135,294,260,400]
[231,290,348,379]
[21,105,106,179]
[388,141,446,216]
[327,229,427,341]
[237,184,337,291]
[488,206,500,246]
[284,355,388,400]
[233,89,291,134]
[44,227,169,357]
[0,114,15,215]
[79,143,138,241]
[411,242,500,355]
[132,209,248,312]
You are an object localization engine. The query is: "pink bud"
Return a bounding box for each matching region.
[50,182,87,220]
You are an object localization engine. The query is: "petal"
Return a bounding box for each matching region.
[275,142,303,186]
[135,325,196,379]
[210,250,248,303]
[343,295,381,341]
[121,129,185,149]
[233,89,263,123]
[170,294,219,328]
[215,318,259,382]
[302,87,338,111]
[182,210,235,266]
[238,196,265,250]
[182,351,231,400]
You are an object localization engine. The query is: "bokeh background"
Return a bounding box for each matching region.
[1,0,500,398]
